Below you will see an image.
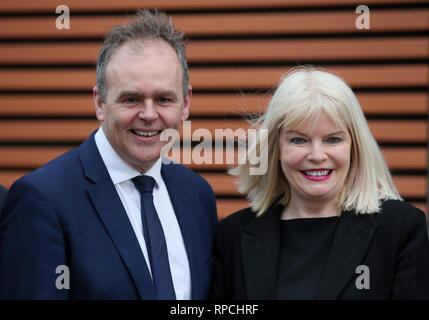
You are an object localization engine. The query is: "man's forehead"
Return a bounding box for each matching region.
[105,40,179,76]
[108,39,177,67]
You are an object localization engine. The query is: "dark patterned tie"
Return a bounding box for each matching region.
[132,175,176,299]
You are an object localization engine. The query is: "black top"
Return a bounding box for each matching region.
[276,216,339,299]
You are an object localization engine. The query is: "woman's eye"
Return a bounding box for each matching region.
[326,137,342,144]
[290,137,306,144]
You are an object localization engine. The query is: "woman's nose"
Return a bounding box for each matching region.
[307,143,328,162]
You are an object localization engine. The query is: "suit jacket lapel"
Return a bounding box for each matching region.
[241,203,283,299]
[78,132,155,299]
[317,210,379,299]
[161,163,201,298]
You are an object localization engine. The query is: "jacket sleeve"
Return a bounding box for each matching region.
[0,178,68,299]
[392,208,429,299]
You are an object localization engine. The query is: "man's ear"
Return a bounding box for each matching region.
[93,86,104,122]
[181,85,192,121]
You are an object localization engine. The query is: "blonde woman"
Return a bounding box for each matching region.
[211,67,429,299]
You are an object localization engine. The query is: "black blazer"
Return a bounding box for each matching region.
[211,199,429,300]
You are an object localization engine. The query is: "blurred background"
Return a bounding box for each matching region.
[0,0,427,220]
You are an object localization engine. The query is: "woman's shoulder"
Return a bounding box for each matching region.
[376,199,426,227]
[214,207,257,243]
[220,206,257,228]
[379,199,424,215]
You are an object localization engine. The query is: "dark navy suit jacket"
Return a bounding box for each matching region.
[0,185,7,215]
[0,132,218,299]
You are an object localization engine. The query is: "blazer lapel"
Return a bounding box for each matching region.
[241,203,283,299]
[161,163,201,298]
[79,132,155,299]
[317,210,379,299]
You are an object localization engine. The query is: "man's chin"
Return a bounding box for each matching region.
[123,150,161,173]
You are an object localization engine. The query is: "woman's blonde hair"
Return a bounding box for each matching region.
[230,66,401,216]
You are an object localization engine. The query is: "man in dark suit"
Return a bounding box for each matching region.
[0,185,7,215]
[0,10,217,299]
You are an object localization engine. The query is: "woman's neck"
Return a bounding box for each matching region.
[281,196,341,220]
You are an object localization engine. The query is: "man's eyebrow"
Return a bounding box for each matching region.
[113,90,181,103]
[116,90,178,97]
[157,90,178,97]
[116,90,141,99]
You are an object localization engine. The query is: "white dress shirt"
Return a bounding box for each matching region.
[94,127,191,299]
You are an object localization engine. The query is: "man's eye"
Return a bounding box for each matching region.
[290,137,306,144]
[157,97,173,104]
[326,137,342,144]
[122,97,139,104]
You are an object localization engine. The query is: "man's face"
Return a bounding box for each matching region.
[93,39,190,173]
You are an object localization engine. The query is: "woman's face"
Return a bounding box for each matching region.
[278,112,352,205]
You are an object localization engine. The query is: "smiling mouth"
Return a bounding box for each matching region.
[301,169,333,177]
[131,129,162,137]
[299,169,333,181]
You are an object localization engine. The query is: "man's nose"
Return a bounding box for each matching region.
[138,100,158,121]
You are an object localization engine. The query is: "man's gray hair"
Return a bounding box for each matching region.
[95,9,189,102]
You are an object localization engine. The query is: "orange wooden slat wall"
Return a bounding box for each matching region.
[0,1,427,218]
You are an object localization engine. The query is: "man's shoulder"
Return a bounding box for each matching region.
[13,146,82,194]
[161,160,196,175]
[161,161,212,188]
[2,145,84,215]
[0,184,7,196]
[0,185,8,208]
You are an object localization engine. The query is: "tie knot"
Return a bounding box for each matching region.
[132,175,156,194]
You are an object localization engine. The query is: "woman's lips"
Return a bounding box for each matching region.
[299,169,333,181]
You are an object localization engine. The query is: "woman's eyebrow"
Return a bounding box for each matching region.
[285,130,346,136]
[326,130,346,136]
[285,130,307,136]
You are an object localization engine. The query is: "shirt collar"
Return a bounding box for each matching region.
[94,127,162,188]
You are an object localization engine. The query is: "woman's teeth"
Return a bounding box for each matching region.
[304,170,330,176]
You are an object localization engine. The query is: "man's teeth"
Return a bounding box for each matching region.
[134,130,159,137]
[304,170,330,176]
